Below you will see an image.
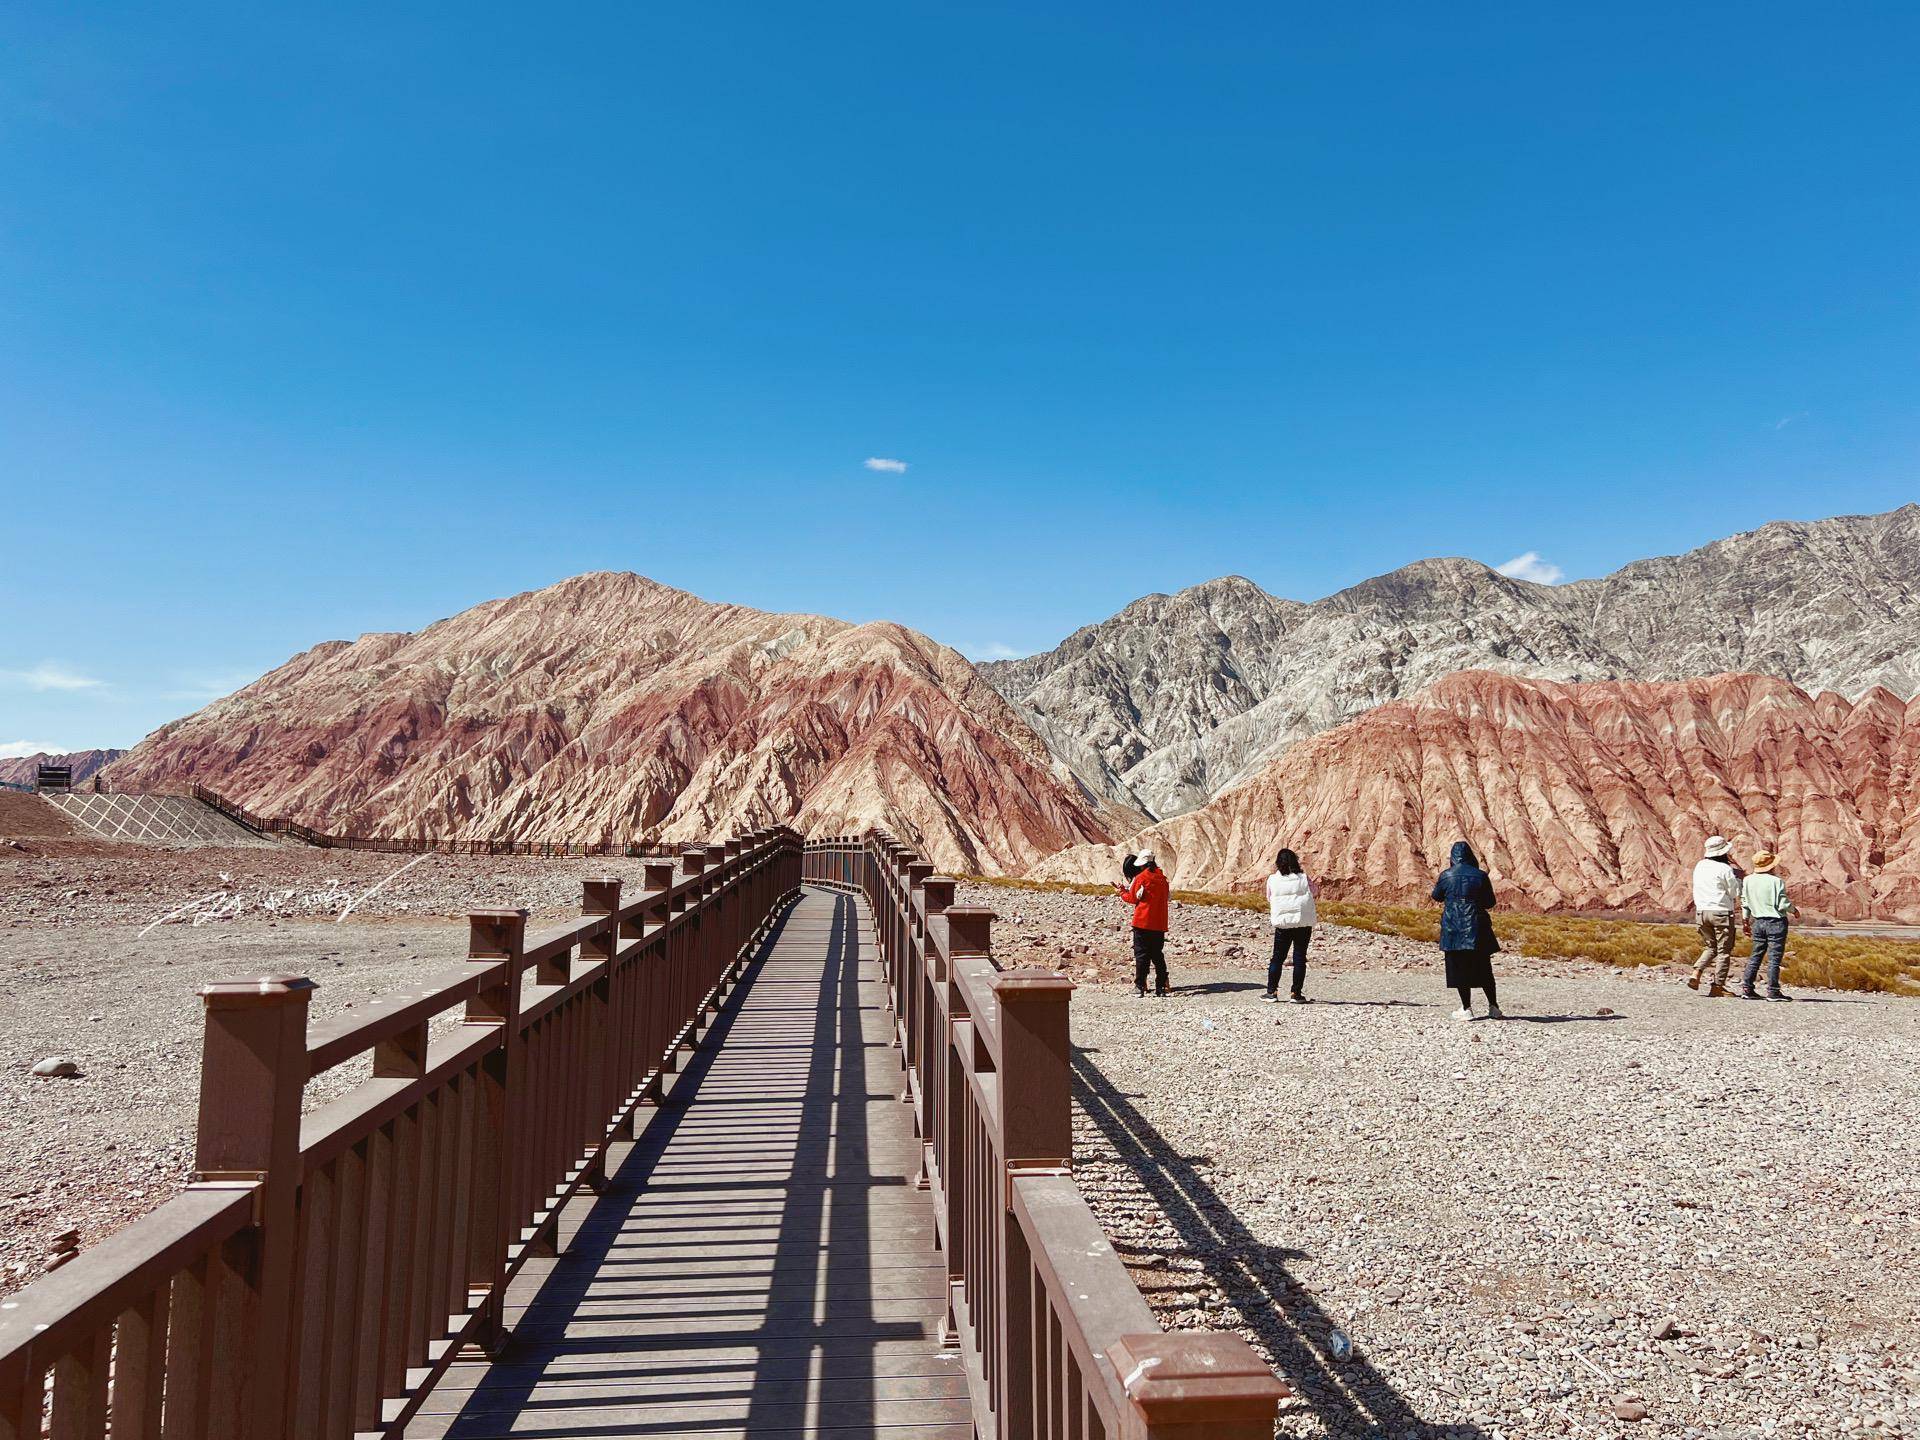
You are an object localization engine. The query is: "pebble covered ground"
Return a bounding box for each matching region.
[0,843,695,1298]
[1,852,1912,1440]
[0,838,683,929]
[965,882,1920,1440]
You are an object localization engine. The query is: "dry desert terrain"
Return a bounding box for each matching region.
[1,844,1914,1439]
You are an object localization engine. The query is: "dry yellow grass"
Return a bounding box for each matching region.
[967,874,1920,996]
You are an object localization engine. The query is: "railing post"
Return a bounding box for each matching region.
[1107,1333,1290,1439]
[989,963,1073,1440]
[643,861,676,932]
[190,973,315,1438]
[944,906,994,961]
[463,908,527,1355]
[582,877,621,965]
[990,965,1074,1167]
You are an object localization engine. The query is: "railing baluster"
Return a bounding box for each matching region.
[47,1325,110,1439]
[162,1250,217,1438]
[350,1121,395,1429]
[286,1159,334,1440]
[444,1070,477,1327]
[110,1288,168,1440]
[319,1141,367,1438]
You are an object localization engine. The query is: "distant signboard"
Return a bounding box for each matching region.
[36,763,73,793]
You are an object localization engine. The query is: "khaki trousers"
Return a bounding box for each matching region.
[1692,911,1737,985]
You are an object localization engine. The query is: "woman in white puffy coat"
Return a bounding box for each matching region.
[1264,848,1318,1003]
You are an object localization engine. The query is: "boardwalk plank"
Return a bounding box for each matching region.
[406,889,964,1440]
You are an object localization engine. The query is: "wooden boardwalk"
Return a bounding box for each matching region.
[405,886,968,1438]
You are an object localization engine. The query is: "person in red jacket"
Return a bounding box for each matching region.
[1114,850,1172,996]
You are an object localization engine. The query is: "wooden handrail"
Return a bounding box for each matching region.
[803,829,1289,1440]
[0,827,805,1440]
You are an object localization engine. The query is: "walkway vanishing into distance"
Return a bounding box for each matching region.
[408,888,969,1437]
[1,831,1287,1440]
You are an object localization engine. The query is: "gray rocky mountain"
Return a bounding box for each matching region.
[984,503,1920,818]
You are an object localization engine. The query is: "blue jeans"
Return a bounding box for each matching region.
[1744,917,1787,992]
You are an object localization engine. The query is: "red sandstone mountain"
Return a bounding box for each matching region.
[1031,671,1920,920]
[106,573,1123,874]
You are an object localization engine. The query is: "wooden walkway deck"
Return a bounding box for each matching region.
[405,886,968,1438]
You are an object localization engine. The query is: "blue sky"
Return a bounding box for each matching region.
[3,2,1916,751]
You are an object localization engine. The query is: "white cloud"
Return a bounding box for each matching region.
[863,457,909,474]
[1774,411,1809,431]
[963,642,1024,661]
[0,740,68,759]
[1494,551,1565,585]
[0,663,105,692]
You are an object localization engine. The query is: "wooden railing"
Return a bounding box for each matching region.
[191,784,678,856]
[0,827,803,1440]
[803,833,1289,1439]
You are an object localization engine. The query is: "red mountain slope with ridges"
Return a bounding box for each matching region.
[106,573,1121,874]
[1032,671,1920,920]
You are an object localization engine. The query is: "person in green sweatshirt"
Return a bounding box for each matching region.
[1739,850,1798,1001]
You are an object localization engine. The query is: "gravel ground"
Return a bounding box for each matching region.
[964,885,1920,1440]
[0,839,686,930]
[0,843,691,1297]
[5,860,1914,1440]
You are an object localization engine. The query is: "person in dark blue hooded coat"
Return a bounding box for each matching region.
[1431,840,1502,1018]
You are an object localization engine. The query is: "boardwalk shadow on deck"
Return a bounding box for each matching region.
[425,889,959,1439]
[1073,1048,1488,1440]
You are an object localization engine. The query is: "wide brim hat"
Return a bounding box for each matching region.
[1703,835,1732,858]
[1751,851,1778,872]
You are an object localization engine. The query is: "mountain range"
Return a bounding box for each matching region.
[0,749,125,788]
[1030,670,1920,919]
[985,504,1920,818]
[101,503,1920,915]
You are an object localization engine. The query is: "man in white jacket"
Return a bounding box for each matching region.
[1687,835,1742,996]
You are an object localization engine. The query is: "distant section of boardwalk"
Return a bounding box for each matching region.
[406,886,967,1438]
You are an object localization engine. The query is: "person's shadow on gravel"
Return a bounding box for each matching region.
[1074,1046,1489,1440]
[1499,1012,1627,1024]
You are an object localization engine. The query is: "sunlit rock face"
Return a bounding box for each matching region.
[987,504,1920,820]
[1029,670,1920,922]
[107,572,1119,875]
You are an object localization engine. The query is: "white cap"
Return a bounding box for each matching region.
[1136,850,1156,866]
[1703,835,1731,858]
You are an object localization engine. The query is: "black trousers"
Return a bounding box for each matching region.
[1268,926,1311,994]
[1132,929,1168,993]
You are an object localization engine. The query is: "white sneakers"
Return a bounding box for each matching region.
[1453,1007,1474,1020]
[1485,1005,1504,1019]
